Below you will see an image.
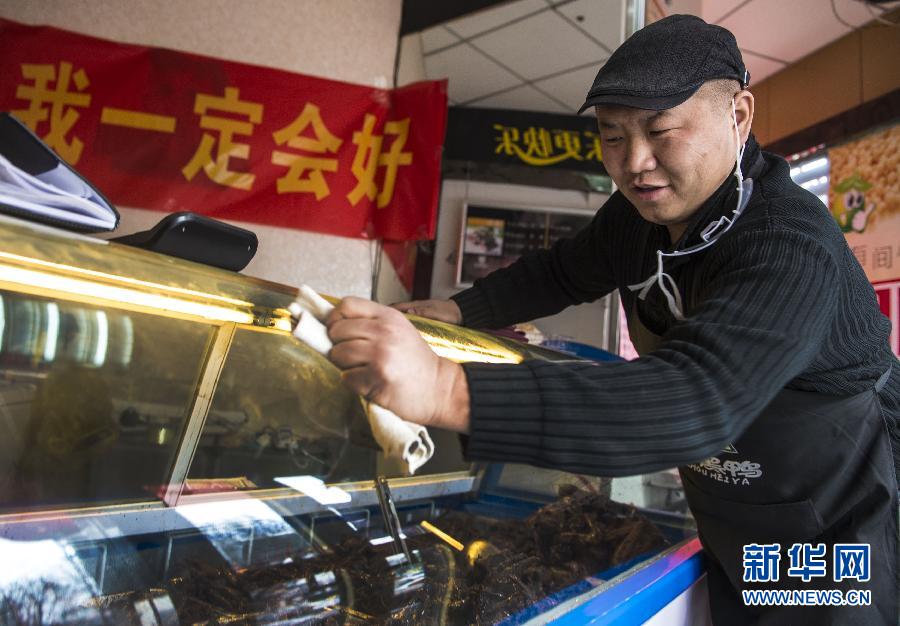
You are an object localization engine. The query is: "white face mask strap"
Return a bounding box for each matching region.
[658,268,685,321]
[627,250,686,321]
[731,96,749,222]
[732,97,745,186]
[629,251,661,299]
[625,98,749,325]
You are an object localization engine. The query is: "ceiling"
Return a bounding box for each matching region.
[419,0,900,115]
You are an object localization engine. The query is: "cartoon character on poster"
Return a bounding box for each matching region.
[832,172,876,234]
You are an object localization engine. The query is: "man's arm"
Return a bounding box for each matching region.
[460,228,841,476]
[392,299,462,325]
[327,297,471,432]
[329,227,840,478]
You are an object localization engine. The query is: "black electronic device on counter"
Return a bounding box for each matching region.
[111,211,258,272]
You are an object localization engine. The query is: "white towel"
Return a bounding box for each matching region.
[289,286,435,475]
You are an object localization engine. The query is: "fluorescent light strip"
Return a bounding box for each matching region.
[799,157,828,173]
[43,302,59,362]
[27,301,41,357]
[120,316,134,366]
[93,310,108,367]
[73,309,89,362]
[0,264,254,325]
[0,251,252,308]
[800,176,829,190]
[0,294,6,352]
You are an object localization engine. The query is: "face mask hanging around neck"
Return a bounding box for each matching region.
[627,98,753,321]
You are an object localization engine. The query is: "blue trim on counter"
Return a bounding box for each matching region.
[543,538,705,626]
[496,551,660,626]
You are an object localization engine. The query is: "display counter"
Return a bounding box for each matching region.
[0,215,701,625]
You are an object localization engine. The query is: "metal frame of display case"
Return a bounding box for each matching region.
[0,470,484,541]
[161,322,237,506]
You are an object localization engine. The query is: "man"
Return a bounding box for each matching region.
[325,15,899,624]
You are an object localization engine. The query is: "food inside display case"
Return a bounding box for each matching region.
[146,487,668,625]
[2,484,679,625]
[0,215,699,625]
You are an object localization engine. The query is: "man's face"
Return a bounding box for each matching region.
[595,86,737,234]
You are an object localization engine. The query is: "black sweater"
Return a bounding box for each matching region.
[452,137,900,482]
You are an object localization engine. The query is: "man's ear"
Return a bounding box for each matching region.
[734,89,754,144]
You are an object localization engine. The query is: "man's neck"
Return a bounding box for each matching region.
[667,222,689,244]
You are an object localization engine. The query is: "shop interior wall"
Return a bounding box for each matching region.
[394,27,620,351]
[0,0,412,300]
[431,179,618,351]
[751,13,900,147]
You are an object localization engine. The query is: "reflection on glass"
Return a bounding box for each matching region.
[0,290,214,513]
[0,293,5,352]
[408,313,586,365]
[175,497,302,568]
[275,475,352,505]
[42,302,59,362]
[0,538,103,624]
[189,328,377,489]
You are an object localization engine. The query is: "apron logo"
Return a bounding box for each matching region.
[687,456,762,486]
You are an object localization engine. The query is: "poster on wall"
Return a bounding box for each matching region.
[457,204,592,286]
[829,123,900,355]
[828,123,900,284]
[0,18,448,242]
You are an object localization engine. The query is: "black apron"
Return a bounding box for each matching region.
[627,308,899,625]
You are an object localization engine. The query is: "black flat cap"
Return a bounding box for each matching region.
[579,14,749,113]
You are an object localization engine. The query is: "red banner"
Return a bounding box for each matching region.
[0,18,447,241]
[874,279,900,357]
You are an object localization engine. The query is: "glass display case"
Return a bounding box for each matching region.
[0,215,701,625]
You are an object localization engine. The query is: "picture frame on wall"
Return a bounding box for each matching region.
[456,202,594,288]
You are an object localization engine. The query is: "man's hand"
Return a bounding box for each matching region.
[391,298,463,325]
[326,297,470,433]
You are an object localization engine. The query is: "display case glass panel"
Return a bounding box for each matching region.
[188,326,378,489]
[0,289,214,513]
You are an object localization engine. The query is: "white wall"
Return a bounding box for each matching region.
[432,179,619,351]
[396,32,427,88]
[644,577,712,626]
[0,0,406,299]
[369,31,434,305]
[108,207,377,298]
